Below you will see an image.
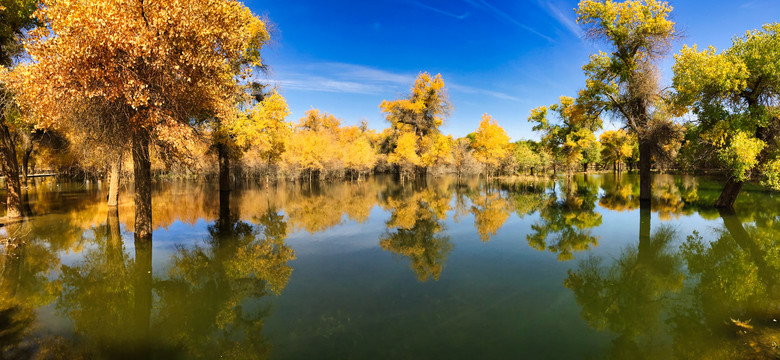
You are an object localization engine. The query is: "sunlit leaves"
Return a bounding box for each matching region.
[471,114,510,173]
[230,90,292,165]
[599,129,633,170]
[388,131,421,173]
[577,0,675,62]
[380,72,450,138]
[380,72,451,174]
[672,23,780,189]
[13,0,269,145]
[717,131,765,181]
[528,96,601,172]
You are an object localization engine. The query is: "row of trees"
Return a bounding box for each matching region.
[0,0,778,230]
[524,0,779,210]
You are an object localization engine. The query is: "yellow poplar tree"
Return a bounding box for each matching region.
[230,90,292,178]
[380,72,451,175]
[600,129,633,172]
[388,131,421,180]
[472,114,510,177]
[576,0,676,200]
[14,0,269,238]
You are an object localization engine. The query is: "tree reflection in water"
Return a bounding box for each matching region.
[564,201,683,358]
[379,179,453,282]
[1,174,779,358]
[55,190,295,359]
[527,178,602,261]
[566,199,780,359]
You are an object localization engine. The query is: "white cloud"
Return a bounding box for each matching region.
[463,0,554,42]
[541,0,583,39]
[409,1,471,20]
[268,62,521,102]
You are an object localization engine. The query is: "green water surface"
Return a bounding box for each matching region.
[0,173,777,359]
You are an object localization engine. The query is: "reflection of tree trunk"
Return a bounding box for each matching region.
[218,143,231,193]
[637,200,651,263]
[21,147,32,186]
[108,155,121,207]
[107,207,123,267]
[219,188,230,225]
[0,228,23,298]
[714,177,743,209]
[21,192,31,217]
[132,134,152,239]
[0,121,22,218]
[718,208,778,298]
[133,235,152,359]
[638,139,651,201]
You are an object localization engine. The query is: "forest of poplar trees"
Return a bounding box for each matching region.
[0,0,778,230]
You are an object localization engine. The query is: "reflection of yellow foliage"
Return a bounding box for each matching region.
[470,191,510,242]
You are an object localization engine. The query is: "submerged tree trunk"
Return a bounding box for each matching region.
[133,233,152,357]
[21,147,32,186]
[638,138,652,201]
[637,199,652,263]
[108,154,121,207]
[0,121,22,218]
[217,143,231,192]
[106,206,123,266]
[132,134,152,240]
[131,132,152,357]
[715,176,743,209]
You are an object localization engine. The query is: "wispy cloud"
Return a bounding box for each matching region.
[463,0,554,42]
[268,63,412,95]
[449,83,522,102]
[409,1,471,20]
[268,62,522,102]
[540,0,583,38]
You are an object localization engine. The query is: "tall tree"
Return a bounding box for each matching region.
[380,72,451,175]
[528,96,601,174]
[0,0,38,218]
[600,129,634,172]
[672,23,780,208]
[227,89,291,184]
[576,0,676,200]
[14,0,269,239]
[472,114,511,177]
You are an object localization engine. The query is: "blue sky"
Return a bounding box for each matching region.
[244,0,780,141]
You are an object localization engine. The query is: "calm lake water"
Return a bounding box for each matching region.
[0,174,778,359]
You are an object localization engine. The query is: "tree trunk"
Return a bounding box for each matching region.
[638,138,652,201]
[106,206,123,267]
[583,162,588,173]
[0,122,22,218]
[714,176,743,209]
[218,143,231,192]
[21,147,32,186]
[637,199,651,263]
[132,134,152,240]
[108,155,121,207]
[131,133,152,357]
